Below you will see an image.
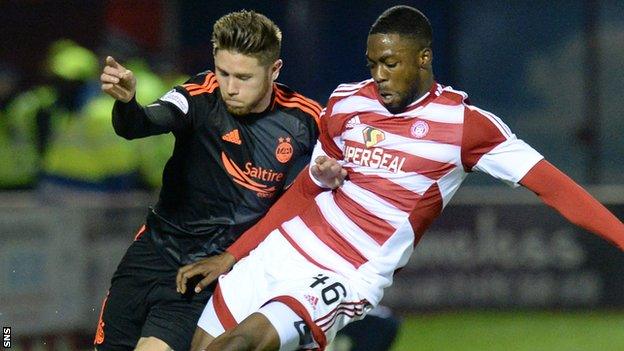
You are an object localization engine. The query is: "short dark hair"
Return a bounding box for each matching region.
[369,5,432,47]
[212,10,282,65]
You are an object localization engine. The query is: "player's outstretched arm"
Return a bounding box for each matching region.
[175,160,346,294]
[100,56,136,103]
[520,159,624,250]
[176,252,237,294]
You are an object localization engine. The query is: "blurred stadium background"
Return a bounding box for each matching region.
[1,1,623,350]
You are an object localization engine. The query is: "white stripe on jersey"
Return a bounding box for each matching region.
[281,216,361,274]
[412,102,465,124]
[351,169,437,195]
[332,95,389,115]
[340,182,408,229]
[331,136,345,155]
[441,86,469,100]
[473,138,543,187]
[331,93,466,125]
[435,167,467,208]
[334,79,373,94]
[314,192,381,256]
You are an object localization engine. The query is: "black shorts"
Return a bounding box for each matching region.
[94,225,214,351]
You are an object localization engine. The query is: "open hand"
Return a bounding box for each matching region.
[310,156,347,189]
[176,252,236,294]
[100,56,136,103]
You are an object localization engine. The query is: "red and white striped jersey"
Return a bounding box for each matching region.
[279,79,544,305]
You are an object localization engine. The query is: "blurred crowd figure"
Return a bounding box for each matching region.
[0,38,183,194]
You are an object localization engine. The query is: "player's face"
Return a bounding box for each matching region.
[366,33,431,113]
[214,50,282,116]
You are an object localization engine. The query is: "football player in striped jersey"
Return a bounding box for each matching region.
[178,5,624,351]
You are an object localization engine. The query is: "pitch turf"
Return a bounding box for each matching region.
[391,310,624,351]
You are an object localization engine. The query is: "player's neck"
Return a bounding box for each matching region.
[250,87,274,114]
[416,75,435,99]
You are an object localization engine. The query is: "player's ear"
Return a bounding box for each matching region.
[419,47,432,69]
[271,59,283,81]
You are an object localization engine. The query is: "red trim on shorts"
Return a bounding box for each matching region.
[213,284,237,330]
[268,295,328,351]
[93,291,109,345]
[277,227,334,272]
[133,224,147,241]
[316,300,369,331]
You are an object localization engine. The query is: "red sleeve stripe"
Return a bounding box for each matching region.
[274,97,321,127]
[182,72,215,90]
[333,189,396,245]
[133,224,147,241]
[274,87,322,127]
[274,87,322,113]
[274,85,323,113]
[188,82,219,96]
[183,72,219,96]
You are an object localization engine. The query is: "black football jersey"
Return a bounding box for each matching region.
[112,71,320,263]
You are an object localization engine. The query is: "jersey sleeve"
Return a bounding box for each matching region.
[111,80,197,139]
[461,105,543,187]
[520,160,624,250]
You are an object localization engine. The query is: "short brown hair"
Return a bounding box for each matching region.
[212,10,282,65]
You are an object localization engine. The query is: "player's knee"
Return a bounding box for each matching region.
[190,327,216,351]
[226,334,255,349]
[209,332,255,351]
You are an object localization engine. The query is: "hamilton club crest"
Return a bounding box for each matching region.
[410,120,430,139]
[275,137,293,163]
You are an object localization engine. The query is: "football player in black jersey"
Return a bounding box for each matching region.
[96,10,344,351]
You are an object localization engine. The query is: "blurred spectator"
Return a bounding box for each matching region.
[39,39,142,193]
[0,60,53,189]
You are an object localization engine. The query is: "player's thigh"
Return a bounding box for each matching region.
[265,272,371,349]
[96,236,159,350]
[190,327,216,351]
[142,278,213,351]
[206,312,280,351]
[134,336,173,351]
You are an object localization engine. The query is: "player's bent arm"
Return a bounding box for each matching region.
[111,97,168,139]
[177,164,339,294]
[520,159,624,250]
